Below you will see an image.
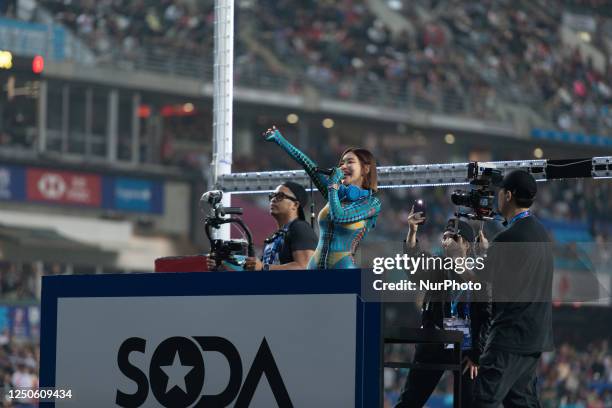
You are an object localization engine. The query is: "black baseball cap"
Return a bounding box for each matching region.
[497,170,537,200]
[444,218,476,243]
[281,181,308,221]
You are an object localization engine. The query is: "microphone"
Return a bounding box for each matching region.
[314,167,334,176]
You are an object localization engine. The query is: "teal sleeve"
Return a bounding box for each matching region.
[327,190,382,224]
[266,129,329,199]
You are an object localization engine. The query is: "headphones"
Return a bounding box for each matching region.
[338,184,371,202]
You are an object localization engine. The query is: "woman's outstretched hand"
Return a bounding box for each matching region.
[263,126,280,142]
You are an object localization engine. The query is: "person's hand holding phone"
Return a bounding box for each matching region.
[406,201,426,248]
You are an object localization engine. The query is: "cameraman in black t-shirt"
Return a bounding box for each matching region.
[208,182,317,271]
[474,170,554,407]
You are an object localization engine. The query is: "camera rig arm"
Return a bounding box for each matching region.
[204,216,255,258]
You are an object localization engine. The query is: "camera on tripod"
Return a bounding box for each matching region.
[201,190,254,270]
[451,162,503,220]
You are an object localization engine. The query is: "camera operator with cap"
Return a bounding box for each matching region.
[208,181,317,271]
[473,170,554,408]
[395,211,490,408]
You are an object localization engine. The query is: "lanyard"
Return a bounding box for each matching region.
[262,221,292,265]
[508,210,530,226]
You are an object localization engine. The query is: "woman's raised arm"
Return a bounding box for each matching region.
[265,127,329,199]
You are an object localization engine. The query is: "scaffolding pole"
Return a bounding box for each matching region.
[211,0,234,239]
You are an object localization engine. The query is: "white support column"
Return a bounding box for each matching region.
[212,0,234,240]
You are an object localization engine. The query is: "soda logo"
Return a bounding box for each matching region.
[116,336,293,407]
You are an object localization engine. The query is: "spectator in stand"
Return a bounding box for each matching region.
[10,363,38,408]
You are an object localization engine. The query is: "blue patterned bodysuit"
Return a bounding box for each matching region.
[266,130,381,269]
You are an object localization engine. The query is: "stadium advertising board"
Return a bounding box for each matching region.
[0,305,40,341]
[26,168,102,207]
[40,271,381,407]
[0,164,25,201]
[0,164,164,214]
[103,177,164,214]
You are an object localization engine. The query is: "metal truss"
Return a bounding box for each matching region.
[217,157,612,194]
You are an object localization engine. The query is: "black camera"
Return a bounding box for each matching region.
[451,163,502,220]
[201,190,254,270]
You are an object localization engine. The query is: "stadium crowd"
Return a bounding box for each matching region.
[424,0,612,135]
[248,0,612,133]
[252,0,499,117]
[0,339,39,407]
[4,0,609,136]
[37,0,216,64]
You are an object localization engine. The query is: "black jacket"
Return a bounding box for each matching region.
[482,215,554,354]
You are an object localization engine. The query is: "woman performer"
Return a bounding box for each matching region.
[264,126,381,269]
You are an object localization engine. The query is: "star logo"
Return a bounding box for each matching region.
[149,337,205,407]
[160,351,194,393]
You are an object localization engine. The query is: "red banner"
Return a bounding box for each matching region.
[26,168,101,206]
